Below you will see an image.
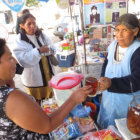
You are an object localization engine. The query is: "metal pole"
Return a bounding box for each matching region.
[68,0,77,65]
[79,0,87,66]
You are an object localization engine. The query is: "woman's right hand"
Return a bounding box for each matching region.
[99,77,111,92]
[70,86,93,104]
[39,45,50,53]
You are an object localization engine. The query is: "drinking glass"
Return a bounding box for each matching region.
[85,75,100,97]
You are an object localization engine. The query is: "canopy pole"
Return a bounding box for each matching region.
[68,0,77,65]
[79,0,87,66]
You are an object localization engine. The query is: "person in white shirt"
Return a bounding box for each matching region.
[12,13,56,103]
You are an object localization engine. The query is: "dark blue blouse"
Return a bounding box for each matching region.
[101,47,140,93]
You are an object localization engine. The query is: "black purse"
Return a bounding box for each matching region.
[49,55,59,66]
[16,63,24,75]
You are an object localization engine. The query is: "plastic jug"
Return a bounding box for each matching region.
[49,72,84,106]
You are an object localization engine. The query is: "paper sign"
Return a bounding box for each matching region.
[2,0,25,12]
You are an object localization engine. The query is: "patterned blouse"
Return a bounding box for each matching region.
[0,86,50,140]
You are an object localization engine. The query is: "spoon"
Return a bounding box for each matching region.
[130,81,137,104]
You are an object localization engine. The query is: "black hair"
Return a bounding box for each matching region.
[91,5,97,11]
[22,9,30,15]
[115,13,140,38]
[19,13,42,37]
[19,13,35,25]
[0,38,6,60]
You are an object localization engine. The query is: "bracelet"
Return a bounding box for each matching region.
[37,48,41,55]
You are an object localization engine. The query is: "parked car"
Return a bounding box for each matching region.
[53,15,81,40]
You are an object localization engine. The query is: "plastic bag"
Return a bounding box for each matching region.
[50,117,82,140]
[70,104,91,118]
[73,117,97,134]
[81,125,124,140]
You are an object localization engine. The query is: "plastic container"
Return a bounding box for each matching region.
[82,125,124,140]
[49,72,84,106]
[127,95,140,135]
[56,50,75,67]
[89,46,93,52]
[93,95,100,114]
[86,102,96,118]
[61,42,70,50]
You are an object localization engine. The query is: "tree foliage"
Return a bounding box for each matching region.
[25,0,40,7]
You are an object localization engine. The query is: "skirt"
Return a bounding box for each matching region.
[26,55,53,100]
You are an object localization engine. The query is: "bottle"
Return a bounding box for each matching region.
[127,95,140,135]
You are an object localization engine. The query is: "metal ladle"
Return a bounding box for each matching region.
[130,81,137,104]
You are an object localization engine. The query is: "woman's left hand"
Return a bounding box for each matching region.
[99,77,111,92]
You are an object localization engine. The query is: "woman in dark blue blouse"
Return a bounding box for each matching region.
[97,13,140,129]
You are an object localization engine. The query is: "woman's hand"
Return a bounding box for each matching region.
[39,45,50,53]
[99,77,111,92]
[70,85,93,104]
[49,50,54,55]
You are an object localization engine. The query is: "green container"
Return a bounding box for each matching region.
[62,43,70,50]
[62,46,70,50]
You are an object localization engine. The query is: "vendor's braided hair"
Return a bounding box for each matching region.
[115,13,140,39]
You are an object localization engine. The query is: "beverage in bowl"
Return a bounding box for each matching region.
[85,76,98,97]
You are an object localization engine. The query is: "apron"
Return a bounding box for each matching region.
[97,40,140,129]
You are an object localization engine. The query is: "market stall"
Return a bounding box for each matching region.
[41,97,125,140]
[51,0,140,139]
[1,0,140,138]
[41,70,140,140]
[41,71,140,140]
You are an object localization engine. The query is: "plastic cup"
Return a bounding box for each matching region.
[85,76,98,97]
